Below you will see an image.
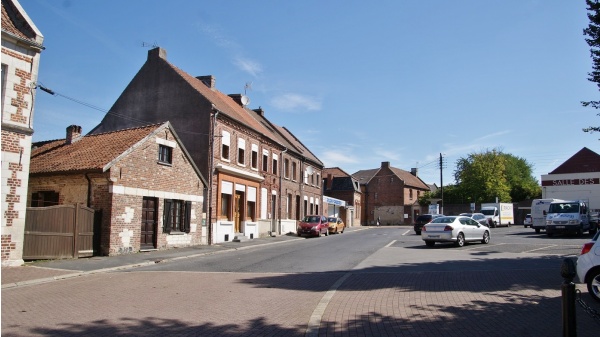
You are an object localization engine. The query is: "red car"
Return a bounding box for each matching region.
[297,215,329,237]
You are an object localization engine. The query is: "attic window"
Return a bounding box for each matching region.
[158,145,173,165]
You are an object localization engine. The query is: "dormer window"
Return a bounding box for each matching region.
[158,145,173,164]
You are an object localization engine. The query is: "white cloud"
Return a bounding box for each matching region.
[320,150,360,166]
[234,57,263,77]
[270,93,321,111]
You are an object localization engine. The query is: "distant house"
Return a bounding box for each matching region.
[323,167,362,227]
[353,162,430,225]
[541,147,600,213]
[88,47,323,242]
[28,123,207,255]
[1,0,44,266]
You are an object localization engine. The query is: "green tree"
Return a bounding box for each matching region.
[503,154,542,200]
[583,0,600,133]
[454,149,512,202]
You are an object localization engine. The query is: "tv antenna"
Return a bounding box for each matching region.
[244,82,252,95]
[141,41,159,49]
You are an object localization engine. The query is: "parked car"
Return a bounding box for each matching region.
[297,215,329,237]
[577,231,600,302]
[327,217,346,234]
[413,214,445,235]
[523,214,532,228]
[459,213,491,227]
[422,216,491,247]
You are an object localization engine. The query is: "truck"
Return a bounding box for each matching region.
[531,198,565,233]
[480,203,514,228]
[545,199,598,237]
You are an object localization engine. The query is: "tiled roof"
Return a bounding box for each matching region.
[274,125,323,166]
[549,147,600,174]
[324,167,352,178]
[30,123,166,174]
[352,166,430,190]
[352,169,379,185]
[1,0,42,45]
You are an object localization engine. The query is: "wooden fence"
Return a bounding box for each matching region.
[23,203,97,260]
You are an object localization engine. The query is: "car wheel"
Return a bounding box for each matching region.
[341,226,345,233]
[587,269,600,302]
[535,228,541,234]
[481,231,490,244]
[415,231,421,235]
[455,233,465,247]
[425,241,435,247]
[547,232,554,237]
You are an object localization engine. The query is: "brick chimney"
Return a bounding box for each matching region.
[253,107,264,117]
[411,168,418,177]
[147,47,167,61]
[66,125,82,144]
[197,75,216,88]
[228,93,249,107]
[381,161,390,169]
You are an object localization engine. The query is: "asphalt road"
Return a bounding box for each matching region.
[2,225,599,336]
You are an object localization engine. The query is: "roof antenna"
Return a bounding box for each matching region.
[244,82,252,95]
[141,41,158,49]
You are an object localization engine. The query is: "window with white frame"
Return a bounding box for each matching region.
[284,158,290,179]
[272,153,278,175]
[262,150,269,172]
[251,144,258,170]
[221,181,233,220]
[221,131,230,161]
[316,173,321,187]
[237,138,246,166]
[292,162,297,181]
[158,144,173,164]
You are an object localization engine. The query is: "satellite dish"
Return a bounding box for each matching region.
[240,95,250,106]
[306,166,314,175]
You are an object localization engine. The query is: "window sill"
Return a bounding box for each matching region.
[168,231,186,235]
[157,161,172,167]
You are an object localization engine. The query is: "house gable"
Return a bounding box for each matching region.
[549,147,600,174]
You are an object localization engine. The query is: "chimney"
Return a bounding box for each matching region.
[197,75,216,89]
[66,125,82,144]
[148,47,167,61]
[411,168,418,177]
[253,107,264,117]
[381,161,390,169]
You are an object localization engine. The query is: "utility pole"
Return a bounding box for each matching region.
[440,153,444,214]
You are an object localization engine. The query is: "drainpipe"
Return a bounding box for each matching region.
[208,105,219,245]
[278,147,288,235]
[85,173,92,208]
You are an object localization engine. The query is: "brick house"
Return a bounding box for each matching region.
[323,167,362,227]
[1,0,44,266]
[88,47,323,243]
[28,122,207,255]
[353,162,430,225]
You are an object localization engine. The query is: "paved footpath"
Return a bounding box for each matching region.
[2,232,600,336]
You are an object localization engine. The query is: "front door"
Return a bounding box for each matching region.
[141,197,157,249]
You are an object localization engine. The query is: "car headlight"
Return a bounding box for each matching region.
[546,220,552,225]
[569,220,578,225]
[312,226,318,231]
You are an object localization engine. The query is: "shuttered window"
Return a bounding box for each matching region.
[163,199,191,233]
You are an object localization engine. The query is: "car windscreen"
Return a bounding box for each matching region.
[431,217,455,224]
[327,217,337,222]
[303,216,320,223]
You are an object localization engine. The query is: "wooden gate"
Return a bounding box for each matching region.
[23,203,96,260]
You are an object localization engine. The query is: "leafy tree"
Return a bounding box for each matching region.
[454,149,512,202]
[503,154,542,200]
[583,0,600,133]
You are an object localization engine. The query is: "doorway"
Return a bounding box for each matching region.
[234,191,245,233]
[141,197,157,249]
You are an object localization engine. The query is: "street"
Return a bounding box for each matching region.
[2,226,600,336]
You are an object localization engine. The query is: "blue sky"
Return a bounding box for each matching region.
[21,0,599,186]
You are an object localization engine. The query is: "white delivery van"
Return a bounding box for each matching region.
[480,203,514,228]
[545,199,598,236]
[531,198,565,233]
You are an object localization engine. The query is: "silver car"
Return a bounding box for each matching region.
[422,216,491,247]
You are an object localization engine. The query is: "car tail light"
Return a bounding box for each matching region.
[444,226,454,231]
[580,242,595,255]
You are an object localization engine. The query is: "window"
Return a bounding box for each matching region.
[251,144,258,170]
[237,138,246,166]
[316,173,320,187]
[221,131,230,160]
[409,189,413,200]
[310,173,314,186]
[30,191,59,207]
[158,145,173,164]
[163,199,191,233]
[221,194,231,220]
[284,159,290,179]
[1,64,6,115]
[292,162,297,181]
[272,154,278,175]
[247,200,256,221]
[262,151,269,172]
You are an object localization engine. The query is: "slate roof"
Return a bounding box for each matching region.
[1,0,43,46]
[549,147,600,174]
[30,122,206,188]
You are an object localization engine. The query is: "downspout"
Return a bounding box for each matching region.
[208,106,219,245]
[278,147,288,235]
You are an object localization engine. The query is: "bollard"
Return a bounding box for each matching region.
[560,258,577,337]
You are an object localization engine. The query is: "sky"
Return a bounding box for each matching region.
[18,0,600,186]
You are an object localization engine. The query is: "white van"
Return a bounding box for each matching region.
[546,199,598,236]
[531,199,565,233]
